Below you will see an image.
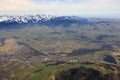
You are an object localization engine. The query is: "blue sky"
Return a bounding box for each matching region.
[0,0,120,18]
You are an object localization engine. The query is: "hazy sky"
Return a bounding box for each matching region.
[0,0,120,17]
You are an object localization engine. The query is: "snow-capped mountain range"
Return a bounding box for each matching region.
[0,15,54,23]
[0,15,89,26]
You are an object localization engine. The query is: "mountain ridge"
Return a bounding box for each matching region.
[0,15,89,26]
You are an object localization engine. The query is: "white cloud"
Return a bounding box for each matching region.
[0,0,38,10]
[0,0,119,16]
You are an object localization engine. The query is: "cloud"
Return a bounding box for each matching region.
[0,0,120,16]
[0,0,38,10]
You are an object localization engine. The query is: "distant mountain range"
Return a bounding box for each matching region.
[0,15,89,27]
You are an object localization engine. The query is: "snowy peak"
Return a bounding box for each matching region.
[0,15,55,23]
[0,17,7,22]
[0,15,89,27]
